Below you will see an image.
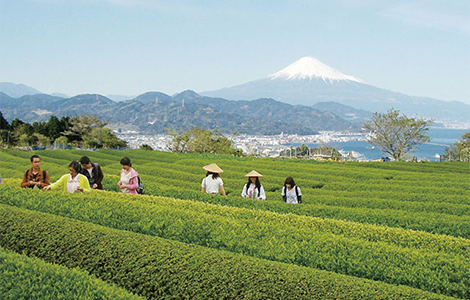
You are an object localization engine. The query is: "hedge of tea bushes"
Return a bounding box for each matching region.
[0,246,143,300]
[2,184,467,257]
[1,186,468,298]
[1,149,468,238]
[0,204,460,300]
[148,185,470,238]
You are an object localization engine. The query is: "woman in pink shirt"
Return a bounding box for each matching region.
[117,157,139,194]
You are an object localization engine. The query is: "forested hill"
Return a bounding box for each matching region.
[0,91,359,134]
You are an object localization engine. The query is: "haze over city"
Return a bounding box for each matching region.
[0,0,469,104]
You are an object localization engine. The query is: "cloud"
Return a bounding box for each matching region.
[379,2,470,35]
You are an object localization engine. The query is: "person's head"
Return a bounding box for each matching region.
[203,163,223,179]
[206,171,220,179]
[244,170,262,186]
[30,155,41,170]
[284,177,296,189]
[68,161,81,177]
[79,156,92,170]
[120,157,132,171]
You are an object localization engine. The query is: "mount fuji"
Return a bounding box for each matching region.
[201,57,469,125]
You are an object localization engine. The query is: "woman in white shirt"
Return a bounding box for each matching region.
[281,176,302,204]
[241,170,266,200]
[201,163,226,196]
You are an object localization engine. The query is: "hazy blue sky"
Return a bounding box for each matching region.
[1,0,469,103]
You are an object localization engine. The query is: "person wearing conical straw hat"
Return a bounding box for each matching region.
[201,163,226,196]
[241,170,266,200]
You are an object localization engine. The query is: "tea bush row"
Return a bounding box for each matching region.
[1,186,468,298]
[0,246,143,300]
[0,204,459,300]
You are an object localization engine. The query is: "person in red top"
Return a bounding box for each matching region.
[21,155,50,189]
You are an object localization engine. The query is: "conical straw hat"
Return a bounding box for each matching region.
[203,163,224,174]
[244,170,263,177]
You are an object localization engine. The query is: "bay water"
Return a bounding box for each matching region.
[288,128,468,161]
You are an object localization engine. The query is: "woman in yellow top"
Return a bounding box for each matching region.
[44,161,91,193]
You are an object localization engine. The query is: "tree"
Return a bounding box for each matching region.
[167,127,243,156]
[0,111,11,131]
[83,128,127,149]
[363,109,433,160]
[443,131,470,162]
[0,111,12,147]
[62,116,108,146]
[46,116,66,140]
[140,144,154,150]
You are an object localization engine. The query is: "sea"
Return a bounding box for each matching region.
[286,128,469,161]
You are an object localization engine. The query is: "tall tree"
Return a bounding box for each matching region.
[0,111,11,131]
[62,115,107,145]
[363,109,433,160]
[0,111,12,146]
[46,116,65,140]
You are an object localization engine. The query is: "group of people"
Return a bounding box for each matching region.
[201,163,302,204]
[21,155,140,195]
[20,155,302,204]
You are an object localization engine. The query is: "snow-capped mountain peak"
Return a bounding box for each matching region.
[268,57,364,83]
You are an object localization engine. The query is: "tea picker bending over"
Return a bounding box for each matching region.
[241,170,266,200]
[201,163,226,196]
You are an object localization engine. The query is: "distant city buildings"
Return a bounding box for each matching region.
[117,131,366,159]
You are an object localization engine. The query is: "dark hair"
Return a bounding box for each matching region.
[79,156,91,165]
[206,171,220,179]
[68,161,82,173]
[120,157,132,167]
[284,177,296,187]
[246,177,261,194]
[30,155,40,162]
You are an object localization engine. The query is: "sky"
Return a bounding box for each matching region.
[0,0,469,104]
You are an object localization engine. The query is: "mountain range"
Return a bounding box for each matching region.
[1,57,469,133]
[202,57,470,126]
[0,90,359,135]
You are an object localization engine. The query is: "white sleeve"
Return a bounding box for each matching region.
[201,177,206,188]
[241,184,247,197]
[281,186,285,196]
[258,185,266,200]
[297,186,301,195]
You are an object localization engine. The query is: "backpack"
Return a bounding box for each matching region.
[137,176,144,194]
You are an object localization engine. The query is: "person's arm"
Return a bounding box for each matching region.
[201,178,206,193]
[95,164,104,186]
[116,170,123,189]
[258,185,266,200]
[77,175,91,192]
[125,176,139,190]
[21,170,30,188]
[39,171,50,188]
[44,175,67,191]
[281,187,287,202]
[219,185,226,196]
[241,184,247,198]
[297,186,302,203]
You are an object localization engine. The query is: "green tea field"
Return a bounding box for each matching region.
[0,149,469,299]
